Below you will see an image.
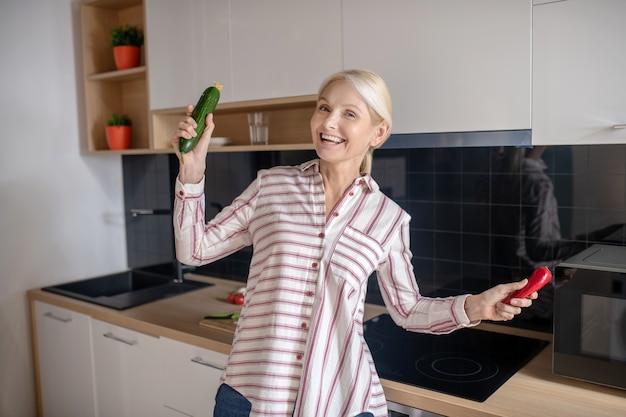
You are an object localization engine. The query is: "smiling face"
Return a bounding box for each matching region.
[310,80,388,175]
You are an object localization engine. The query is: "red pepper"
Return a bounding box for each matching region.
[504,266,552,304]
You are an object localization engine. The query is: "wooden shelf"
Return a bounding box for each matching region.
[87,66,146,82]
[82,0,142,8]
[79,0,318,155]
[151,95,318,152]
[80,0,148,153]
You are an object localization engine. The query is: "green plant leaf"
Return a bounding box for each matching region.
[110,25,144,47]
[107,113,132,126]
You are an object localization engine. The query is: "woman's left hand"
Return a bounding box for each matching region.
[464,279,538,322]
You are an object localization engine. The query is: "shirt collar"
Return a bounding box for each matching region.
[523,157,548,171]
[299,159,378,192]
[299,159,320,172]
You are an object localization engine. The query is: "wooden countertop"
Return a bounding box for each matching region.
[28,274,626,416]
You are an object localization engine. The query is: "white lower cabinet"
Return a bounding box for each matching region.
[34,301,96,417]
[33,301,229,417]
[91,319,163,417]
[160,337,228,417]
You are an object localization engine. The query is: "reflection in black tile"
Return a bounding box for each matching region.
[435,203,461,231]
[551,173,575,209]
[462,204,490,234]
[435,232,461,260]
[462,147,492,173]
[600,224,626,245]
[434,172,462,201]
[434,148,462,172]
[406,202,435,229]
[123,155,175,269]
[586,174,626,209]
[462,173,490,203]
[120,144,626,335]
[587,209,626,241]
[406,148,436,172]
[491,173,522,206]
[461,263,491,283]
[555,206,578,238]
[433,260,462,289]
[589,145,626,174]
[414,258,435,278]
[411,230,435,258]
[462,234,490,264]
[552,146,578,174]
[407,172,435,200]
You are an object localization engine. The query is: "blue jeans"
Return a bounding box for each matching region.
[213,383,374,417]
[214,384,251,417]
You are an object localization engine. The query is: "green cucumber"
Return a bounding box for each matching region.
[179,82,222,161]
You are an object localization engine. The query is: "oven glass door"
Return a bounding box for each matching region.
[554,266,626,389]
[580,294,626,362]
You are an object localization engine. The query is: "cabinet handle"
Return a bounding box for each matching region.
[103,332,138,346]
[190,356,224,371]
[43,312,72,323]
[613,124,626,129]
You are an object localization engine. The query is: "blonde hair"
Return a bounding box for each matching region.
[317,69,393,174]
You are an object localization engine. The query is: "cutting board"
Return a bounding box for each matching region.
[198,317,238,336]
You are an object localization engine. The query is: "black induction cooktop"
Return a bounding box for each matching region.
[363,314,549,402]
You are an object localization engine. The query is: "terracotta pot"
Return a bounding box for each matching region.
[113,45,141,70]
[106,125,132,150]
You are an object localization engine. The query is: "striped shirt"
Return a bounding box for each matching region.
[174,159,475,417]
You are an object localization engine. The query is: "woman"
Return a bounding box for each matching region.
[172,70,537,417]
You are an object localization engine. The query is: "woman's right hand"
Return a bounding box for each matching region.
[172,104,215,184]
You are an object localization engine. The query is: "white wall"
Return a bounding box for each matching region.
[0,1,128,415]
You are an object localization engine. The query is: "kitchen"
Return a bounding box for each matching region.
[2,0,626,416]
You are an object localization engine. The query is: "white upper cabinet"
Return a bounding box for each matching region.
[146,0,232,109]
[342,0,531,134]
[532,0,626,145]
[147,0,342,109]
[229,0,342,102]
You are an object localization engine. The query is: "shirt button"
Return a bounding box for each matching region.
[318,232,325,238]
[178,190,184,196]
[333,211,339,217]
[306,290,314,297]
[301,322,308,329]
[349,191,354,196]
[296,353,303,360]
[311,262,318,268]
[357,179,364,185]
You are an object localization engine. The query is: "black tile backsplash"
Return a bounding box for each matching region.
[123,144,626,332]
[122,155,177,268]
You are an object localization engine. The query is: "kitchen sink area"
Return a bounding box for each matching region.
[42,264,213,310]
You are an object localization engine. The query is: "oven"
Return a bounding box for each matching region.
[553,244,626,390]
[386,401,442,416]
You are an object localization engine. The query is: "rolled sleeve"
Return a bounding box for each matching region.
[174,176,205,200]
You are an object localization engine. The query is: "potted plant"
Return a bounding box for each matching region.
[106,113,132,150]
[110,24,144,70]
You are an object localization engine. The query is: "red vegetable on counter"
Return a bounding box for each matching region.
[227,287,246,305]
